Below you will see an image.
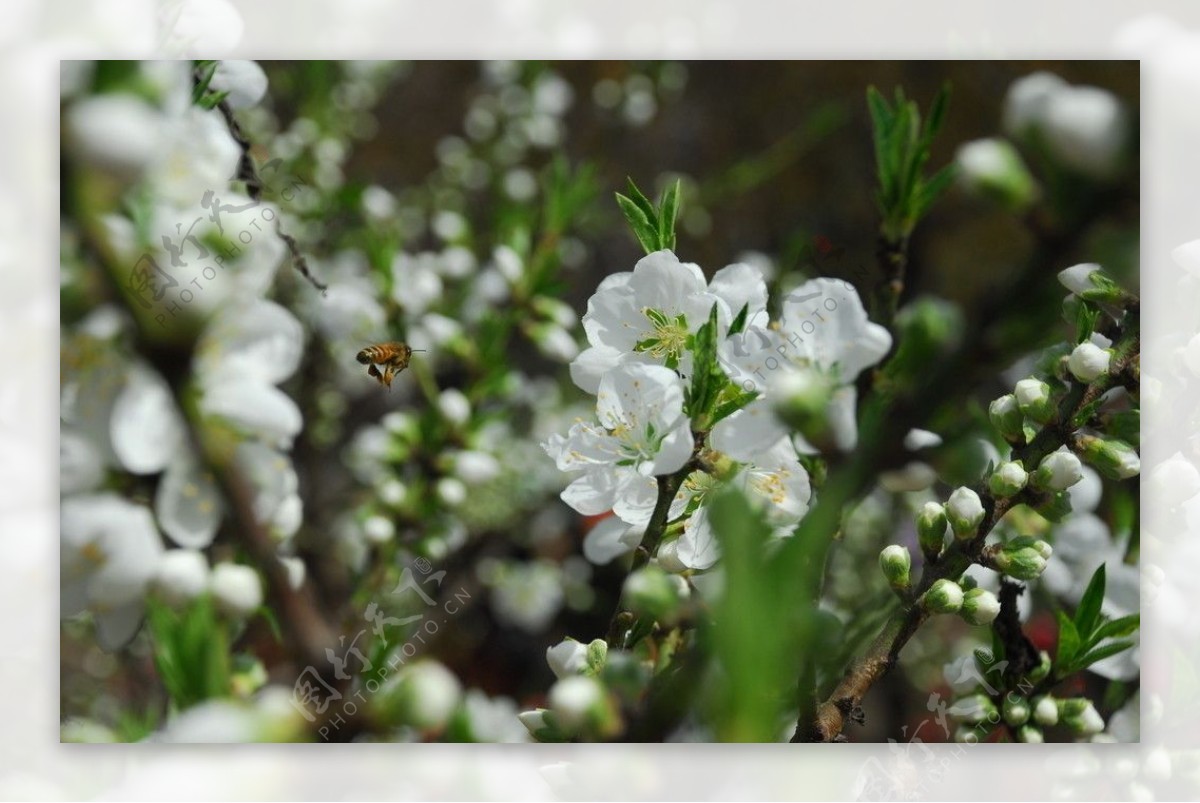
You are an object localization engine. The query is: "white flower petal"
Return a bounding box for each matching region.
[651,425,693,475]
[582,517,642,565]
[596,363,686,436]
[613,471,659,527]
[711,398,787,462]
[61,428,106,495]
[561,470,619,516]
[196,299,305,387]
[674,506,720,570]
[95,601,148,651]
[155,452,224,548]
[627,250,708,309]
[780,278,892,383]
[202,379,302,448]
[109,368,185,475]
[209,60,269,109]
[709,262,769,330]
[827,385,859,451]
[569,345,624,394]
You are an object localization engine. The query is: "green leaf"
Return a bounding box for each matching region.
[689,303,720,422]
[624,177,658,222]
[1091,613,1140,642]
[615,193,659,254]
[1055,610,1080,669]
[658,179,681,252]
[921,83,951,146]
[728,303,750,336]
[191,60,220,103]
[1074,640,1136,671]
[1074,564,1106,639]
[196,89,230,110]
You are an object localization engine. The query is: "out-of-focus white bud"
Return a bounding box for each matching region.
[1003,695,1031,726]
[209,60,269,108]
[1033,695,1059,727]
[363,514,395,544]
[154,549,210,606]
[436,477,468,507]
[453,450,501,484]
[955,138,1038,211]
[904,428,943,451]
[437,389,471,426]
[209,563,263,617]
[377,660,462,731]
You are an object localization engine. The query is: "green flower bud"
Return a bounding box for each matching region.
[922,578,964,614]
[518,708,565,742]
[1058,263,1125,304]
[1014,377,1054,423]
[916,502,948,560]
[879,544,912,592]
[955,138,1039,212]
[960,587,1001,626]
[991,536,1053,581]
[954,724,985,743]
[988,460,1028,497]
[1003,695,1031,726]
[989,394,1025,443]
[949,693,997,724]
[622,565,687,624]
[1017,724,1044,743]
[547,675,620,738]
[1032,695,1058,727]
[1032,449,1084,491]
[1076,435,1141,480]
[946,487,985,539]
[374,660,462,732]
[1028,651,1052,684]
[771,368,835,444]
[1060,698,1105,737]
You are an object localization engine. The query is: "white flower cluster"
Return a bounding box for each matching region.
[61,61,297,648]
[544,249,892,571]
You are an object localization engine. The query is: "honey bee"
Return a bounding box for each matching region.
[357,342,424,388]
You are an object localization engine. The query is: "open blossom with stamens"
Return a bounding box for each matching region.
[711,278,892,458]
[570,250,766,393]
[542,363,692,528]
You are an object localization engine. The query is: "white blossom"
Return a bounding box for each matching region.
[209,563,263,617]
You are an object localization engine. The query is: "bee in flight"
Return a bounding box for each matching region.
[357,342,424,389]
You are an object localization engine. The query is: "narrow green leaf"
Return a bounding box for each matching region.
[689,303,720,421]
[913,162,957,218]
[1091,614,1140,642]
[921,83,951,146]
[623,178,658,224]
[1073,640,1136,672]
[728,303,750,336]
[615,193,659,254]
[1074,565,1106,639]
[658,179,681,252]
[196,89,230,110]
[1056,610,1080,669]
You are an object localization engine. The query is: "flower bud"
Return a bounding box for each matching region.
[771,368,835,444]
[376,660,462,731]
[960,587,1001,626]
[547,675,619,737]
[916,502,948,560]
[1058,263,1124,303]
[1061,698,1105,736]
[1017,724,1044,743]
[1014,378,1053,423]
[988,461,1028,498]
[622,565,687,623]
[922,578,964,614]
[989,394,1024,442]
[1003,695,1031,726]
[1028,650,1052,683]
[991,536,1053,581]
[949,693,997,724]
[946,487,985,539]
[879,545,912,593]
[437,388,471,426]
[1067,342,1111,383]
[154,549,210,606]
[1032,695,1058,726]
[1032,449,1084,491]
[1076,435,1141,480]
[955,138,1039,211]
[546,637,605,680]
[518,708,564,741]
[210,563,263,617]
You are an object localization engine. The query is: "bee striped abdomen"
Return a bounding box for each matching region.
[357,342,417,388]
